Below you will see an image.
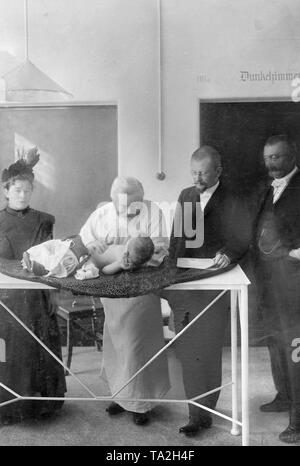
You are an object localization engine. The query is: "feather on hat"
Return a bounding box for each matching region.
[1,146,40,183]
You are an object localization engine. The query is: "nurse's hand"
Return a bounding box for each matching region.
[86,239,108,255]
[213,253,231,268]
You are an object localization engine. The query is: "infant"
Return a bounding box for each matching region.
[22,235,155,280]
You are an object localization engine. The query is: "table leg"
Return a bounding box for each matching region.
[90,296,102,351]
[239,285,249,446]
[230,289,240,436]
[66,317,73,375]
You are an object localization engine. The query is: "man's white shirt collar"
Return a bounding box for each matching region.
[199,180,219,211]
[271,166,298,203]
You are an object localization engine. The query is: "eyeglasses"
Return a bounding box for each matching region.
[191,171,211,177]
[263,153,290,161]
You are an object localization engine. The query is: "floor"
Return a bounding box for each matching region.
[0,346,295,446]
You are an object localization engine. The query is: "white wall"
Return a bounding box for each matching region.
[1,0,300,205]
[162,0,300,199]
[0,0,161,203]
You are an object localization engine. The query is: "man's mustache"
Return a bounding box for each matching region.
[268,167,281,172]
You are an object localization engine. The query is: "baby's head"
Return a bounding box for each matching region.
[125,237,154,269]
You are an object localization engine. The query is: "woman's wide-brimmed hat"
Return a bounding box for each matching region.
[1,147,40,183]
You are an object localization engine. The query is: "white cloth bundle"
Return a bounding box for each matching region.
[26,239,79,278]
[75,259,100,280]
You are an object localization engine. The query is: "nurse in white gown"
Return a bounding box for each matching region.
[79,177,170,425]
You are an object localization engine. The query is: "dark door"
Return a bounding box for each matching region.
[200,100,300,195]
[200,100,300,345]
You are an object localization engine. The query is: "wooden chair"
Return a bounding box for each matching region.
[55,293,104,374]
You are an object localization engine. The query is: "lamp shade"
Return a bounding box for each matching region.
[2,59,72,102]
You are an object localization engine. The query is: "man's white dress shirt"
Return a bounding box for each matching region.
[199,181,219,211]
[271,165,298,204]
[271,166,300,260]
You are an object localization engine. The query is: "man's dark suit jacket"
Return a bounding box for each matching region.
[169,183,251,263]
[254,170,300,252]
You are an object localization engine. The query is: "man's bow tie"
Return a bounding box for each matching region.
[271,178,286,189]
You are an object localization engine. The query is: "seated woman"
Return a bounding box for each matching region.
[22,235,155,278]
[0,148,66,425]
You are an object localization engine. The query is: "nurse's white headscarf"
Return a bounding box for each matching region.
[110,177,144,200]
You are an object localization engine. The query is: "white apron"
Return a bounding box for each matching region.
[80,200,170,412]
[102,293,170,413]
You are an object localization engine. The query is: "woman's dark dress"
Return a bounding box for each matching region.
[0,206,66,424]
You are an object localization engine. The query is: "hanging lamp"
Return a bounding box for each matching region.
[2,0,72,102]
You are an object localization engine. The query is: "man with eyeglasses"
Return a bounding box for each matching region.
[164,145,250,438]
[254,134,300,443]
